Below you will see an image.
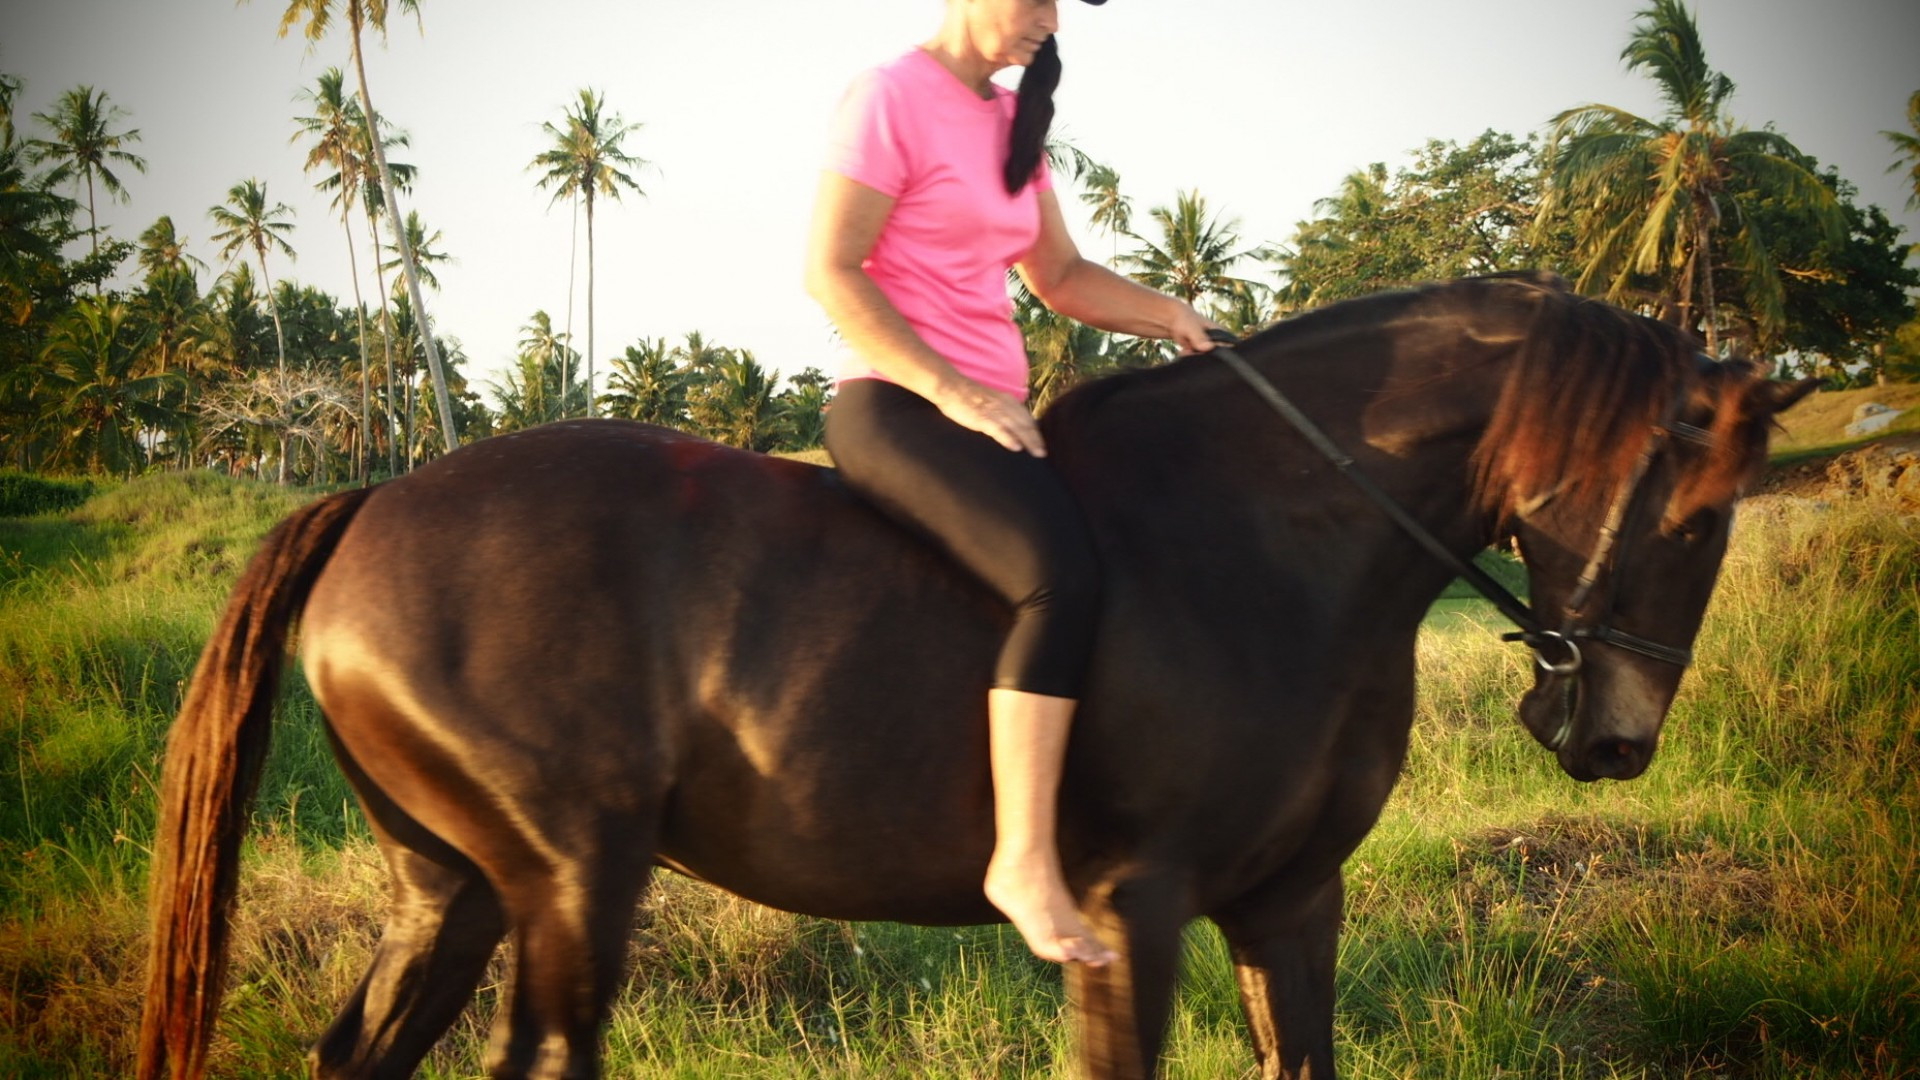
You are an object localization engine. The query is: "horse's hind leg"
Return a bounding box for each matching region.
[311,745,507,1079]
[483,818,655,1080]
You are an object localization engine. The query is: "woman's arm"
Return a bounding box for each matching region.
[1015,189,1220,353]
[805,171,1047,454]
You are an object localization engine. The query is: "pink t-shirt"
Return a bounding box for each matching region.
[824,48,1052,400]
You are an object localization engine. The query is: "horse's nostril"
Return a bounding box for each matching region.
[1586,737,1651,779]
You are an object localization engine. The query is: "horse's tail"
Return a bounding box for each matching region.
[135,486,375,1080]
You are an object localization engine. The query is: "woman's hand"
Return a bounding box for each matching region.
[931,377,1048,456]
[1167,301,1225,354]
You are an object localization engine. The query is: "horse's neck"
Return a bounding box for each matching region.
[1054,321,1507,617]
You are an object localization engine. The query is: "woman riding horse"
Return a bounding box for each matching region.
[808,0,1219,967]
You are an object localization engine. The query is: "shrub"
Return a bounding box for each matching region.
[0,472,95,518]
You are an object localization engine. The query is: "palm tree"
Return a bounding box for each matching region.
[382,209,448,291]
[38,297,178,475]
[0,138,75,307]
[1539,0,1841,353]
[294,67,377,480]
[275,0,459,450]
[687,349,779,450]
[492,310,585,430]
[135,215,205,279]
[135,220,204,377]
[1019,295,1115,411]
[1884,90,1920,212]
[602,337,686,426]
[25,86,146,264]
[355,120,415,474]
[196,263,273,378]
[1078,162,1131,263]
[385,209,448,437]
[0,72,20,148]
[209,181,297,482]
[208,179,296,373]
[529,88,648,418]
[1118,189,1263,316]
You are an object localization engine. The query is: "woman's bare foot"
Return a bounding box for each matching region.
[984,851,1117,966]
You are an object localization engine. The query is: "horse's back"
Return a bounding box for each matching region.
[301,421,1005,921]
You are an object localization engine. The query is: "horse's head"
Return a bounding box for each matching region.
[1472,294,1817,781]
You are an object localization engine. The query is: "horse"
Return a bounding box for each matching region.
[137,275,1815,1080]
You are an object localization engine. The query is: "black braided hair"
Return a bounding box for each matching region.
[1003,35,1060,195]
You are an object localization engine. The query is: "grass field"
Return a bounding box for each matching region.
[1,460,1915,1077]
[1768,383,1920,463]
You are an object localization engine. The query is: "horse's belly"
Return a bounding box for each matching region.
[654,762,1001,924]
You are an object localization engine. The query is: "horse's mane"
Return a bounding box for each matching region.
[1461,278,1774,528]
[1050,274,1772,530]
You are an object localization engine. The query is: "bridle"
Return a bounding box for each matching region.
[1205,330,1710,746]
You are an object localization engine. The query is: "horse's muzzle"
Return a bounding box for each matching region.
[1571,732,1655,782]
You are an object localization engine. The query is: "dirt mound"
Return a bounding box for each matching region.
[1759,437,1920,509]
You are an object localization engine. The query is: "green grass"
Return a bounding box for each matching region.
[1,471,1915,1077]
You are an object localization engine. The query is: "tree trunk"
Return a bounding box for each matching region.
[256,247,292,485]
[366,210,401,475]
[586,190,596,419]
[564,194,578,417]
[340,173,373,484]
[349,7,459,451]
[1696,216,1718,356]
[85,169,99,271]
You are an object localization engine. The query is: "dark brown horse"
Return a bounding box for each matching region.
[138,276,1813,1080]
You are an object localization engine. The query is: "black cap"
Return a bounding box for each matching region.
[1080,0,1107,5]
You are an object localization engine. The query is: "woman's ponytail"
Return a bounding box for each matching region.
[1003,35,1060,195]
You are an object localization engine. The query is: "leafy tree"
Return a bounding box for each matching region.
[687,348,779,450]
[1883,315,1920,383]
[24,85,146,265]
[135,215,206,278]
[273,280,357,375]
[0,72,19,149]
[1278,132,1569,311]
[1884,90,1920,212]
[491,310,586,431]
[133,230,203,376]
[275,0,460,450]
[774,366,831,451]
[381,211,449,461]
[1117,189,1264,320]
[1078,162,1132,260]
[0,135,76,329]
[1539,0,1841,353]
[530,88,647,418]
[381,209,448,292]
[197,263,273,376]
[1738,168,1918,377]
[37,297,177,475]
[1017,291,1118,411]
[208,178,296,375]
[601,336,687,426]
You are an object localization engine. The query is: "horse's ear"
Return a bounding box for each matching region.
[1753,376,1822,418]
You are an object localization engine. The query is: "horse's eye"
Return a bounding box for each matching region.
[1666,509,1717,544]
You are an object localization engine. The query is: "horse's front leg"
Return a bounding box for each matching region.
[1211,874,1342,1080]
[1068,874,1189,1079]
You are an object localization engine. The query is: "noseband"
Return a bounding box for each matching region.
[1206,331,1704,748]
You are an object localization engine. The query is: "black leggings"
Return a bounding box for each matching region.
[825,378,1100,699]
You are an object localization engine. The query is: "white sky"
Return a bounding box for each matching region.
[7,0,1919,398]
